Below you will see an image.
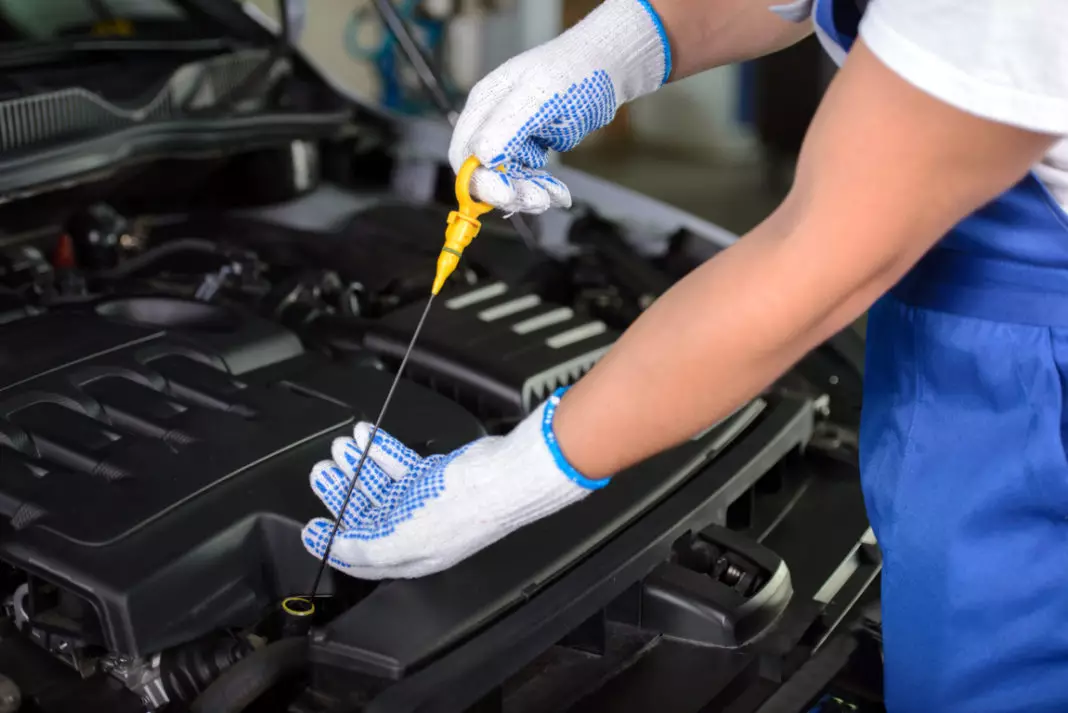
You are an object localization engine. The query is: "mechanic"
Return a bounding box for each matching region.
[302,1,1068,710]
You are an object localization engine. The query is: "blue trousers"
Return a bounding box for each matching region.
[860,295,1068,712]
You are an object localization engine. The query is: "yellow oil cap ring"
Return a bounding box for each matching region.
[281,596,315,617]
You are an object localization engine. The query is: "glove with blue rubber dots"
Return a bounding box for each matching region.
[302,389,608,580]
[448,0,672,215]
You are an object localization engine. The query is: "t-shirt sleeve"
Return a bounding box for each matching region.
[859,0,1068,135]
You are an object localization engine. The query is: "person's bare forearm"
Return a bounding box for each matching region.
[552,41,1054,479]
[653,0,813,80]
[552,200,868,477]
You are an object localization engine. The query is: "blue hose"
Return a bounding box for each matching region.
[343,1,447,114]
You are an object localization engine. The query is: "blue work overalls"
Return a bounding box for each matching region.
[811,1,1068,711]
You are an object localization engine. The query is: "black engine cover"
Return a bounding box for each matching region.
[0,296,484,656]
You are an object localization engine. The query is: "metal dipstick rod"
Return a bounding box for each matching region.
[289,157,492,616]
[305,295,436,599]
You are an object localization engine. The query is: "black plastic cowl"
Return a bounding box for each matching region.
[640,525,793,648]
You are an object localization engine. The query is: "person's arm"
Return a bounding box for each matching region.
[655,0,813,80]
[552,38,1056,478]
[306,4,1068,582]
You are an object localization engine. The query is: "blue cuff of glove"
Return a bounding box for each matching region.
[542,387,611,491]
[635,0,673,85]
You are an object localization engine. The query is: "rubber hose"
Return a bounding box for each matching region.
[189,638,308,713]
[92,239,222,280]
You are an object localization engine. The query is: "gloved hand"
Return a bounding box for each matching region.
[302,389,609,579]
[449,0,671,215]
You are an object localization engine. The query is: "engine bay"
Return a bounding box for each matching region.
[0,1,886,708]
[0,111,876,712]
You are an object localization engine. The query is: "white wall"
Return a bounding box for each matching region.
[516,0,561,52]
[245,0,382,101]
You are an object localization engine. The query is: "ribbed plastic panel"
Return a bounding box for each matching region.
[0,49,281,153]
[364,282,618,425]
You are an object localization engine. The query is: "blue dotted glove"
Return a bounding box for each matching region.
[302,391,609,579]
[448,0,671,215]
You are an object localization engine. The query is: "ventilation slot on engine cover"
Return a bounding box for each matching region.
[366,284,618,427]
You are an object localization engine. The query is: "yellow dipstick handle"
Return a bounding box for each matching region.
[432,156,495,295]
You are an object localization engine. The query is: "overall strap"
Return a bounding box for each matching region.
[893,175,1068,328]
[894,249,1068,328]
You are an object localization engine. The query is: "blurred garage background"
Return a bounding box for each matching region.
[232,0,835,236]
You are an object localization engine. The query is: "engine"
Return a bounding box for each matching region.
[0,198,678,710]
[0,192,868,713]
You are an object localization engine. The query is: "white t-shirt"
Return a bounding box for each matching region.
[790,0,1068,209]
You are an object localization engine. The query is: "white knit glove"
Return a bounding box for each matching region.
[448,0,671,215]
[302,389,608,580]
